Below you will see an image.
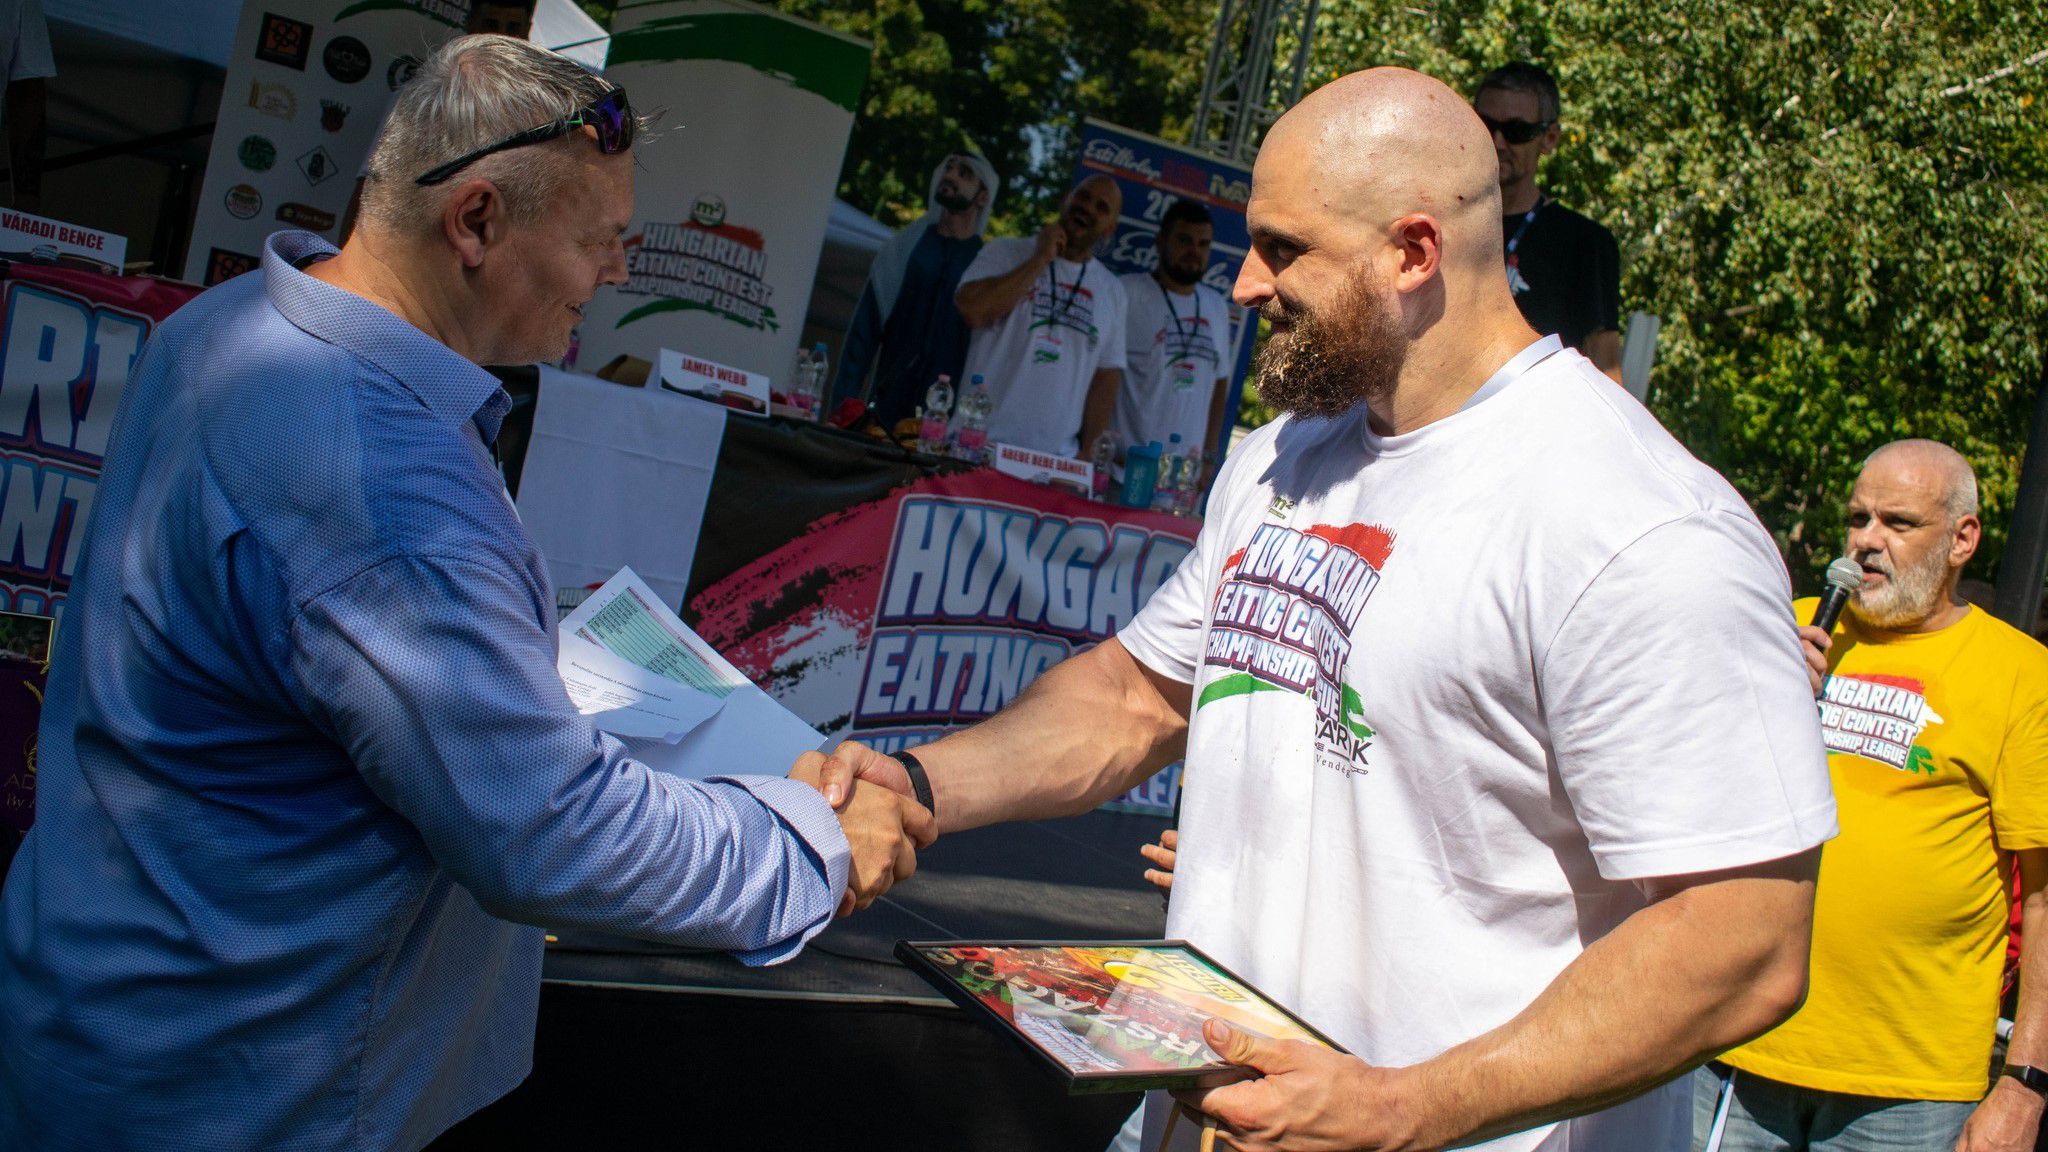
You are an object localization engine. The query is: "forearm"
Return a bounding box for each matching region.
[917,638,1187,833]
[957,257,1048,328]
[1402,853,1817,1147]
[1079,369,1119,457]
[2003,853,2048,1068]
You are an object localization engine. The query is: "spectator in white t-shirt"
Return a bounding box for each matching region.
[2,0,55,214]
[955,174,1127,458]
[1112,197,1233,484]
[821,67,1834,1152]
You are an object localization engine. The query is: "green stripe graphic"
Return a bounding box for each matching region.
[608,12,869,114]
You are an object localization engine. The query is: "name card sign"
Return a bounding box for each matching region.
[0,210,127,274]
[657,347,769,416]
[991,441,1094,497]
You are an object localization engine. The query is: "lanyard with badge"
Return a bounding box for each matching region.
[1504,194,1546,290]
[1032,258,1089,365]
[1158,279,1202,393]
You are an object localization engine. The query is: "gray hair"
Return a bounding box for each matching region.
[361,34,625,234]
[1864,438,1980,525]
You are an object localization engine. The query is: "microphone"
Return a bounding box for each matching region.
[1811,557,1864,633]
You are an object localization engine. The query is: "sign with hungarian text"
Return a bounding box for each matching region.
[689,467,1195,813]
[0,210,127,274]
[0,264,201,618]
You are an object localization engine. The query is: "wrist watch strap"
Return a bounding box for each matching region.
[896,750,936,819]
[2003,1064,2048,1094]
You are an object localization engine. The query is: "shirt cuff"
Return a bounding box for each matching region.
[709,774,851,966]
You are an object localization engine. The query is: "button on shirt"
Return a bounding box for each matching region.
[0,230,850,1152]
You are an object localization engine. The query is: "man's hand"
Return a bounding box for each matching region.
[794,742,920,813]
[1172,1020,1433,1152]
[1797,625,1832,697]
[831,779,933,917]
[1141,828,1178,892]
[1956,1077,2045,1152]
[1033,222,1067,265]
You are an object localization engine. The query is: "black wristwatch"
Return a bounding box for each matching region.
[896,750,936,819]
[2002,1064,2048,1095]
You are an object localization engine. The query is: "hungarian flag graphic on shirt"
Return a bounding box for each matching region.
[1198,521,1394,775]
[1817,672,1945,774]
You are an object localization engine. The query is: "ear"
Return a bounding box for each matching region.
[440,177,505,270]
[1539,121,1562,157]
[1388,212,1444,292]
[1954,514,1983,568]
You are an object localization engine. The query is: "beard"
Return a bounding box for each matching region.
[1250,268,1407,421]
[934,187,975,213]
[1847,541,1952,629]
[1160,256,1204,288]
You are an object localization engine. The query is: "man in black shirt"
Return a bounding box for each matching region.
[1473,62,1622,379]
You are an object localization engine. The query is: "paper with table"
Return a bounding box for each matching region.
[559,567,828,779]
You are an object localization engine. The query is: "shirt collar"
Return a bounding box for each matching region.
[262,230,512,444]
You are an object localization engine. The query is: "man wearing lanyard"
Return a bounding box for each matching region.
[1112,197,1234,486]
[955,174,1128,457]
[1473,62,1624,380]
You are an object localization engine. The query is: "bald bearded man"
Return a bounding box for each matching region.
[826,68,1835,1150]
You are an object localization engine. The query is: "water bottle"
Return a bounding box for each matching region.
[953,375,992,464]
[1176,449,1206,516]
[1089,433,1118,502]
[809,342,831,416]
[919,374,956,455]
[787,348,815,417]
[1121,441,1162,508]
[1152,434,1185,513]
[561,325,581,372]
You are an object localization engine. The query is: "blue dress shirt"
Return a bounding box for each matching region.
[0,231,850,1151]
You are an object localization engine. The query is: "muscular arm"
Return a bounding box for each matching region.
[1186,849,1820,1149]
[902,637,1189,834]
[957,229,1059,329]
[1079,367,1121,458]
[1958,849,2048,1150]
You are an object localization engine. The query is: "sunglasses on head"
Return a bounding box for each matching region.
[415,85,634,186]
[1478,113,1552,145]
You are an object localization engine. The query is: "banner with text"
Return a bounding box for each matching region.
[184,0,467,283]
[690,467,1196,813]
[0,264,200,618]
[1072,120,1255,462]
[573,1,868,391]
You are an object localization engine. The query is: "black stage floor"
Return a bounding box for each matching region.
[431,809,1172,1151]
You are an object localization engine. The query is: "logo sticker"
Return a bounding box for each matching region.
[297,146,338,187]
[618,207,780,333]
[690,195,727,228]
[205,248,260,287]
[223,184,263,220]
[255,12,312,71]
[386,55,421,91]
[238,135,277,172]
[276,202,338,232]
[319,100,351,133]
[1817,673,1946,773]
[322,36,372,84]
[248,81,297,121]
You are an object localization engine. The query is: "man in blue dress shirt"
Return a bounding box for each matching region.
[0,35,932,1151]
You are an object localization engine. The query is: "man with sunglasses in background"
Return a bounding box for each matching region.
[0,35,932,1152]
[1473,62,1624,381]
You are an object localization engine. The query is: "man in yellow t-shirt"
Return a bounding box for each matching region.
[1696,439,2048,1151]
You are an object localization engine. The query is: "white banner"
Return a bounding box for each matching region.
[184,0,467,284]
[574,0,868,392]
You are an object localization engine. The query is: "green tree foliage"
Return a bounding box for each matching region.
[1304,0,2048,588]
[769,0,1214,233]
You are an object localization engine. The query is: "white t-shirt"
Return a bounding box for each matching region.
[1111,272,1233,454]
[1120,337,1837,1152]
[960,238,1127,458]
[1,0,53,120]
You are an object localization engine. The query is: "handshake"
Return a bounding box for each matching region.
[788,742,932,918]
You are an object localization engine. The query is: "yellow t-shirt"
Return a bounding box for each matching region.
[1726,601,2048,1099]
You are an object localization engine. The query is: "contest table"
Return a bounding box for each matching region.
[432,399,1192,1150]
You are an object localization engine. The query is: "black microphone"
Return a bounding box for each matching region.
[1811,557,1864,632]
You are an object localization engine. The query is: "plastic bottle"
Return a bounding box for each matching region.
[809,343,831,417]
[919,374,956,455]
[953,375,992,464]
[1152,434,1185,513]
[786,348,814,417]
[561,325,581,372]
[1089,433,1118,502]
[1176,448,1207,516]
[1121,441,1162,509]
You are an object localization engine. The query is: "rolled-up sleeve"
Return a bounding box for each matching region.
[285,553,849,964]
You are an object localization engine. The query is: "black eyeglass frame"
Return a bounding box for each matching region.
[414,86,634,187]
[1477,113,1554,146]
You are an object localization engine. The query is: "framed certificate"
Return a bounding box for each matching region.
[896,939,1344,1094]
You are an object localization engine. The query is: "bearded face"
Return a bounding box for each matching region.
[1250,261,1408,421]
[1848,530,1955,629]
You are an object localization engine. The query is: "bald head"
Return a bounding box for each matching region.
[1058,173,1122,254]
[1862,439,1979,524]
[1260,68,1504,264]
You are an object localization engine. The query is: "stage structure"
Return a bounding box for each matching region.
[1189,0,1321,165]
